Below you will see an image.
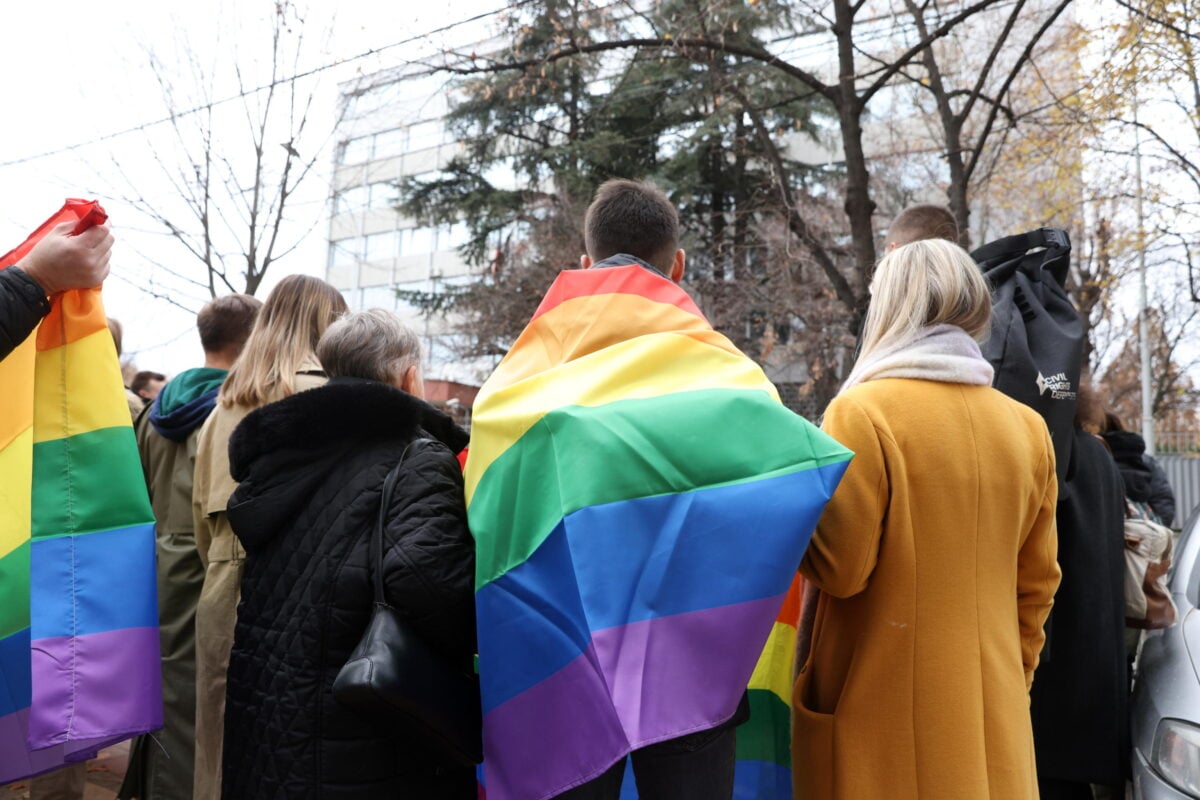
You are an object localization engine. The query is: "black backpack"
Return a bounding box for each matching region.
[971,228,1083,485]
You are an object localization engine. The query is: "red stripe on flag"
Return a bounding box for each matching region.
[531,264,705,322]
[0,200,109,351]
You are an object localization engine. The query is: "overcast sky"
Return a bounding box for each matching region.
[0,0,497,373]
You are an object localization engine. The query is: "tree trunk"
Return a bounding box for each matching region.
[945,125,972,249]
[833,0,876,311]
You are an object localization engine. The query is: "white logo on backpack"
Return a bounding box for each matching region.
[1036,371,1077,400]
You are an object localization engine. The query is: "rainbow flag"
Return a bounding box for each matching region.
[736,575,805,797]
[0,200,161,781]
[465,263,851,800]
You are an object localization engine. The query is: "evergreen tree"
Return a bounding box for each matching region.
[400,0,844,396]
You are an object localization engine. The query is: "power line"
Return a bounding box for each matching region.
[2,0,1026,171]
[0,1,535,170]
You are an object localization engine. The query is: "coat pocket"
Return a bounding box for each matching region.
[791,669,835,800]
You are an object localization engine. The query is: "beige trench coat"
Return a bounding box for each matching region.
[190,362,325,800]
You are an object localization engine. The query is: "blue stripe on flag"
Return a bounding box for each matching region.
[30,523,157,639]
[0,628,31,718]
[477,461,846,713]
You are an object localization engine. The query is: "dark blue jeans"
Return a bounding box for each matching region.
[551,724,737,800]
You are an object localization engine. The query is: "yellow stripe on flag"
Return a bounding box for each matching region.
[748,620,798,707]
[464,331,778,504]
[33,329,130,444]
[0,337,36,452]
[0,426,33,560]
[484,293,742,392]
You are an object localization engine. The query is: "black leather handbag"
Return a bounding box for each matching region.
[332,440,483,766]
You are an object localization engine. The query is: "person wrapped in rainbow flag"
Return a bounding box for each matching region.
[465,180,853,800]
[0,201,161,782]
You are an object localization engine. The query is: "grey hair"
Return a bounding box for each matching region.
[316,308,422,384]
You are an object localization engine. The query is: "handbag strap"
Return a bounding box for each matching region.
[371,439,432,604]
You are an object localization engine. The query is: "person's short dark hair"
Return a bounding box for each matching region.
[887,204,959,248]
[584,179,680,273]
[198,294,263,355]
[131,370,166,395]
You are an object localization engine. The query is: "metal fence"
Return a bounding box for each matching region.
[1155,454,1200,529]
[1153,431,1200,456]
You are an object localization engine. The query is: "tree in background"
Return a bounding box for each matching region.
[402,0,854,404]
[402,0,1078,408]
[1051,0,1200,435]
[111,0,333,301]
[421,0,1076,332]
[1099,301,1200,438]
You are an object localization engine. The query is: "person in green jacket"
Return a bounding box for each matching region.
[118,293,262,800]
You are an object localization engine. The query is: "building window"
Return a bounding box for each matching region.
[402,227,436,256]
[440,223,470,250]
[372,128,406,160]
[365,230,400,262]
[362,286,399,311]
[334,185,369,216]
[369,181,397,210]
[406,120,442,152]
[329,238,362,269]
[339,136,372,165]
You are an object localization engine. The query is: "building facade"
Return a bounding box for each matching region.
[326,65,485,390]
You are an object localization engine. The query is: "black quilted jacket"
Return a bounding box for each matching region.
[222,378,476,800]
[0,267,50,360]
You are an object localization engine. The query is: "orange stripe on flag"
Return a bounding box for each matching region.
[36,290,108,351]
[775,574,803,626]
[531,264,705,322]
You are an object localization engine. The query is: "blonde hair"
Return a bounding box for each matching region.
[855,238,992,366]
[317,309,421,385]
[219,275,348,408]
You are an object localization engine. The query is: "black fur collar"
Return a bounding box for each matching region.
[228,378,468,481]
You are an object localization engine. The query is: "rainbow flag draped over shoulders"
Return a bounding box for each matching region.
[465,263,851,800]
[0,200,161,781]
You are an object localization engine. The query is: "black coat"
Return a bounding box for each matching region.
[222,378,476,800]
[0,267,50,360]
[1103,430,1155,504]
[1145,455,1177,526]
[1031,429,1129,784]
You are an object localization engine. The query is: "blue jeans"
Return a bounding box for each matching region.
[551,724,737,800]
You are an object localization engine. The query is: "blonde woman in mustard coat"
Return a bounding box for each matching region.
[793,239,1061,799]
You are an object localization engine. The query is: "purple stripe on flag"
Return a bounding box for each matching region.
[483,644,628,800]
[481,596,783,800]
[592,595,783,746]
[0,706,132,783]
[27,626,162,749]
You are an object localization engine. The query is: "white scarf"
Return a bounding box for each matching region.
[841,324,994,393]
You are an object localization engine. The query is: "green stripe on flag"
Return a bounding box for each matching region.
[738,687,792,767]
[32,427,152,538]
[469,388,851,586]
[0,542,30,641]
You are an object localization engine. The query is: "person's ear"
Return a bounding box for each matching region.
[400,364,422,395]
[886,241,898,251]
[580,254,593,269]
[669,249,686,283]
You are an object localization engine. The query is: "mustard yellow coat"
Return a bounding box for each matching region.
[794,379,1060,799]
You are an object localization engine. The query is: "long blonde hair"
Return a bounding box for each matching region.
[855,238,992,367]
[219,275,348,408]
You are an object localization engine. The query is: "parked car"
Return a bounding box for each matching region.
[1131,506,1200,798]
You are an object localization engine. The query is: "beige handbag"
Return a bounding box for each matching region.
[1124,502,1177,630]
